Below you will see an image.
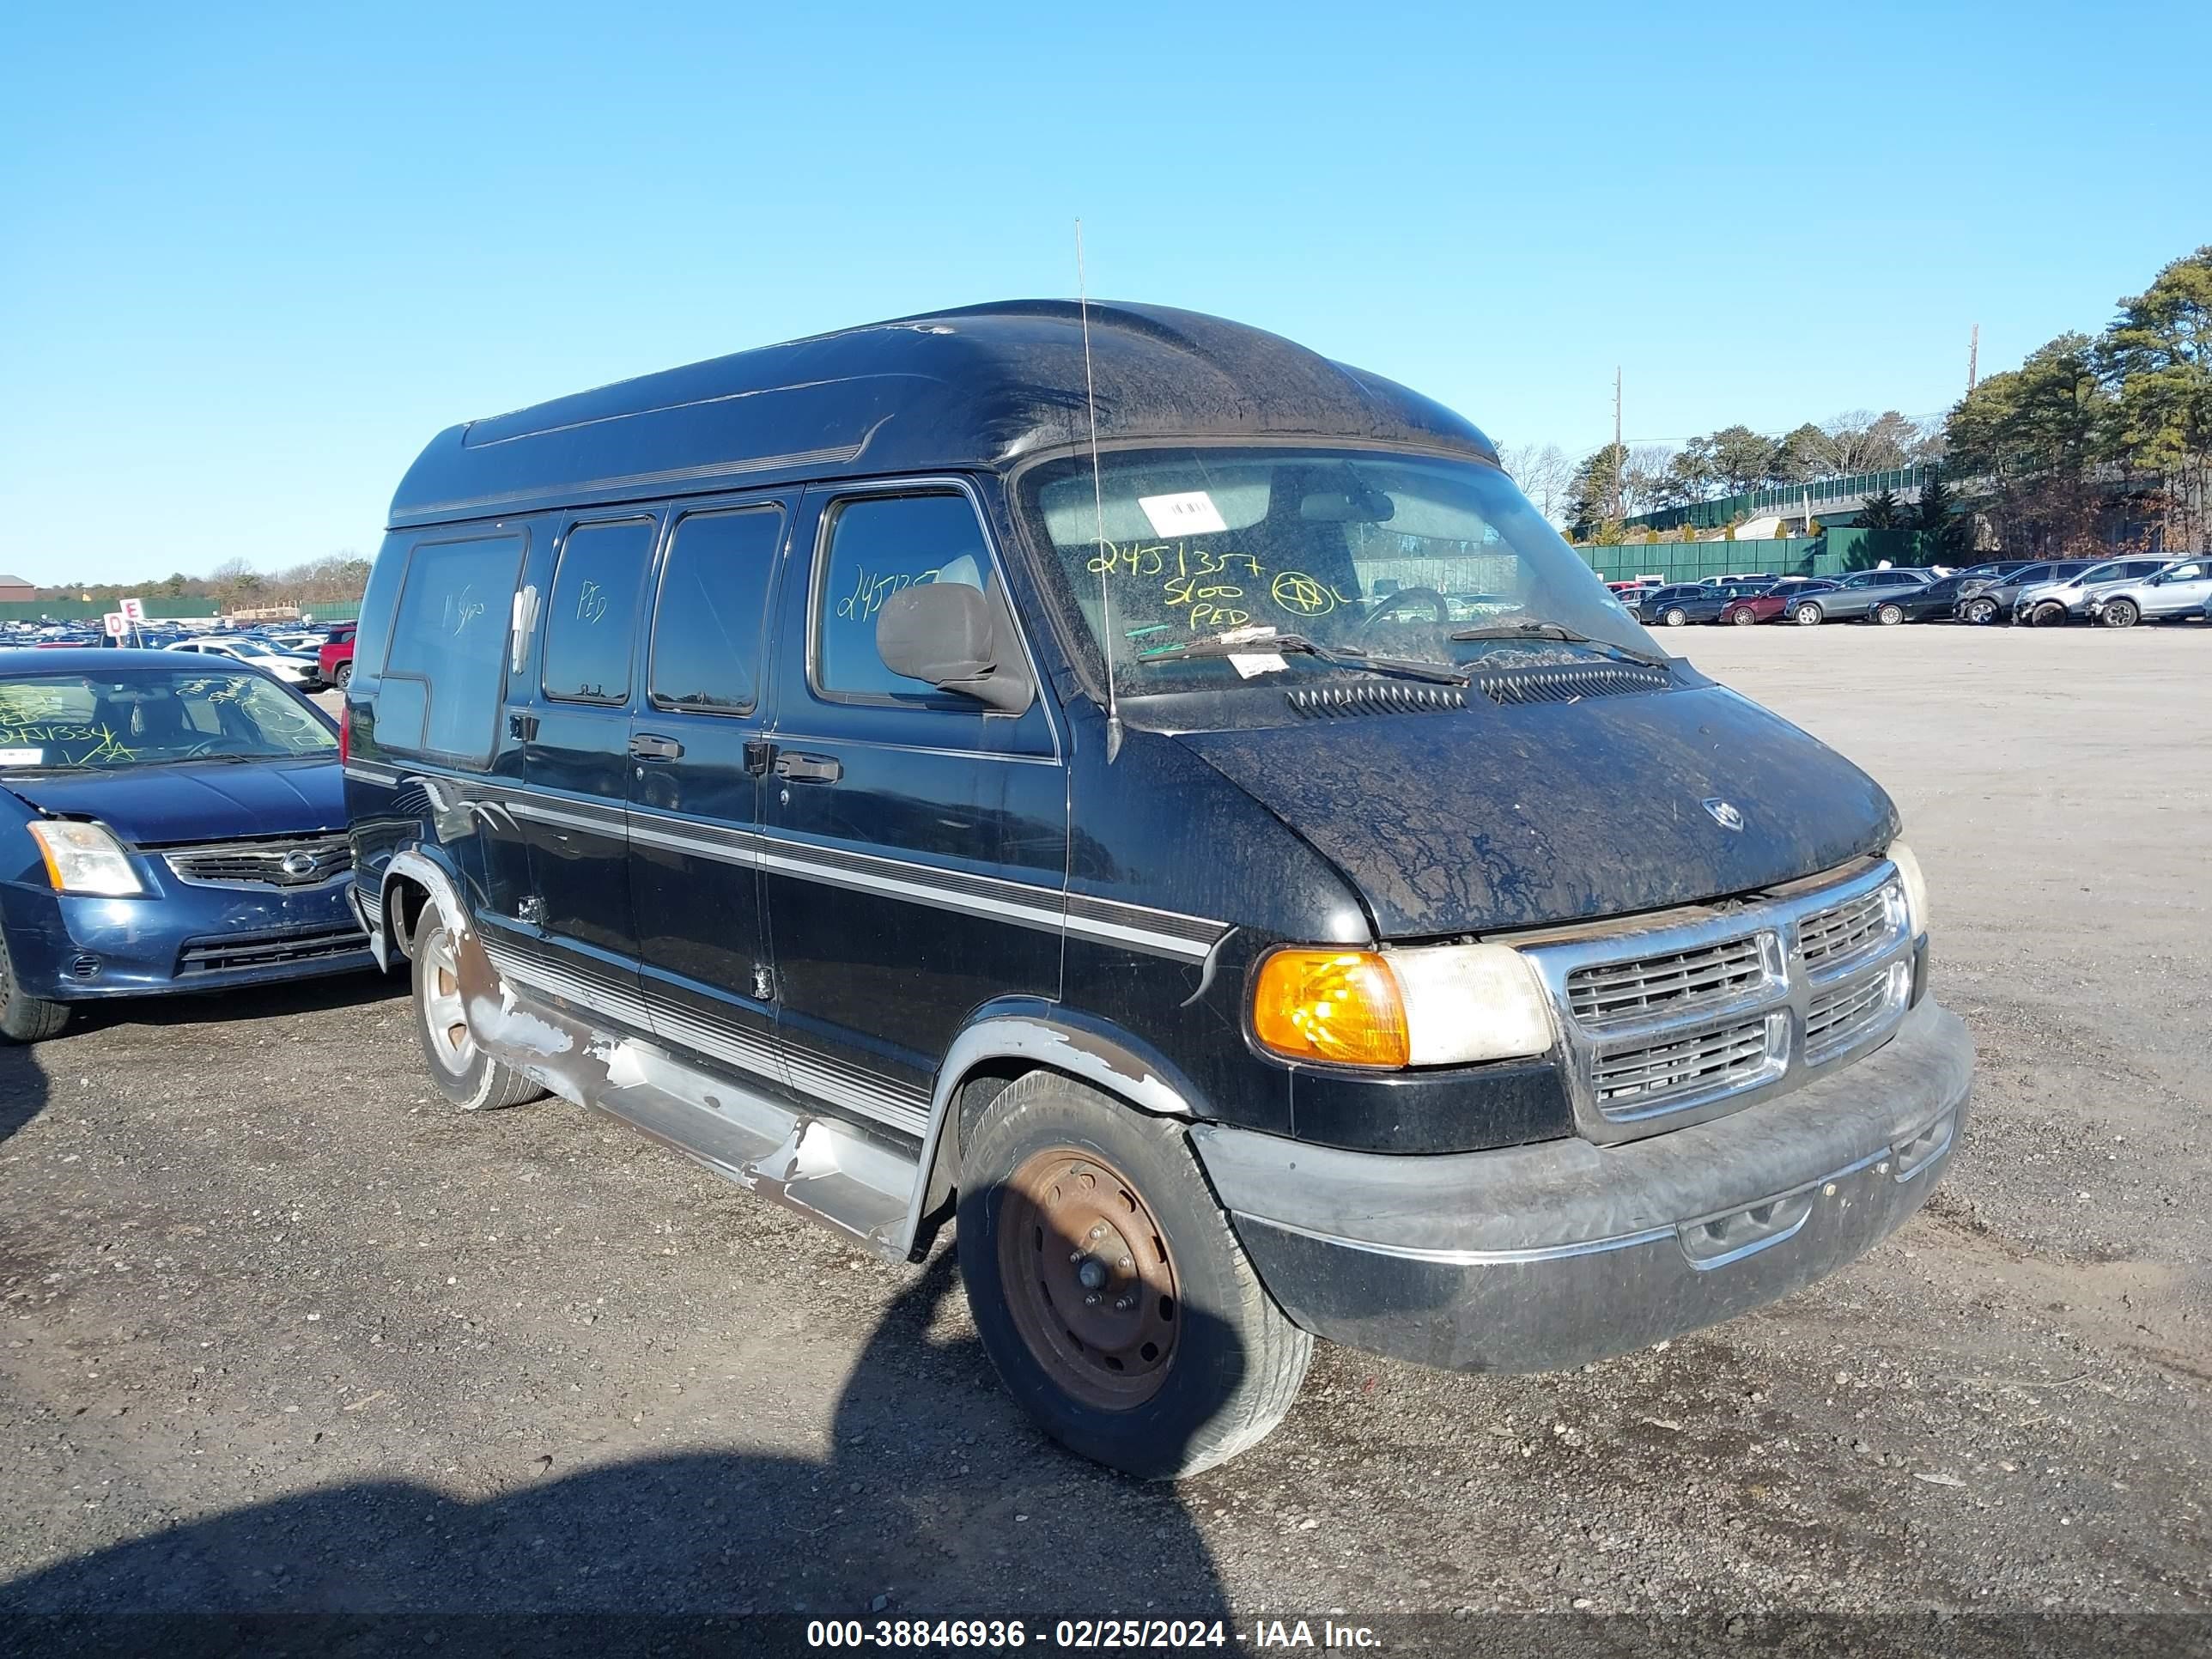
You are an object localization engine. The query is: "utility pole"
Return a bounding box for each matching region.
[1611,367,1622,523]
[1967,324,1979,394]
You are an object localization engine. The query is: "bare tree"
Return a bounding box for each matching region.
[1497,441,1574,525]
[1622,443,1679,515]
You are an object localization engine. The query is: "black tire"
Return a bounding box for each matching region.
[2100,599,2140,629]
[1874,602,1905,627]
[411,908,543,1111]
[957,1071,1311,1479]
[1964,597,1999,625]
[1793,602,1824,626]
[332,661,353,690]
[1729,606,1757,626]
[0,933,69,1043]
[1663,607,1688,628]
[2031,603,2069,628]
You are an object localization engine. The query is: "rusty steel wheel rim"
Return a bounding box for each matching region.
[998,1147,1181,1411]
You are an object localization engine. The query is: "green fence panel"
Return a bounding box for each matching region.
[0,597,223,623]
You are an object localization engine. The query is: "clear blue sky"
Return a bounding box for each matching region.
[3,0,2205,588]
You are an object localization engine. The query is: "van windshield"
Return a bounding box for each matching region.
[1014,447,1654,694]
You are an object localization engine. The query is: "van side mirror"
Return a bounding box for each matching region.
[875,583,1034,714]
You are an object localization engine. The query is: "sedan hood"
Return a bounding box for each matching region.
[0,757,344,846]
[1174,684,1898,938]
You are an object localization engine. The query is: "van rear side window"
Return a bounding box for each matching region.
[649,506,783,713]
[380,532,524,763]
[544,520,653,703]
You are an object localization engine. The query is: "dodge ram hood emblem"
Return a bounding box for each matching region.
[1703,798,1745,831]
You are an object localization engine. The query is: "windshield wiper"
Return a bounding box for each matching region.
[1448,622,1673,671]
[1136,632,1472,686]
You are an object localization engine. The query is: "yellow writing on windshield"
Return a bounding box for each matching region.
[1085,540,1354,631]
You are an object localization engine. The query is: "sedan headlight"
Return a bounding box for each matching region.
[1250,942,1556,1069]
[1887,840,1929,939]
[27,820,147,896]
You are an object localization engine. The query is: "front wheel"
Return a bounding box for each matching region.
[2030,603,2069,628]
[411,908,544,1110]
[0,933,69,1043]
[1663,607,1689,628]
[332,661,353,690]
[1793,603,1824,626]
[1963,598,1998,625]
[1874,602,1905,626]
[2100,599,2140,629]
[957,1072,1311,1479]
[1729,607,1757,626]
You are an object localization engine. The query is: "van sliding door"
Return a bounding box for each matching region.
[512,514,656,1014]
[626,496,789,1097]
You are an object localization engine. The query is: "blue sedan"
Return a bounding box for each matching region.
[0,649,371,1041]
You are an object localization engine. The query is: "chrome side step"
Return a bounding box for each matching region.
[480,971,917,1261]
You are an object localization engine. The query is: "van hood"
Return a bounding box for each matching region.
[0,757,344,847]
[1173,685,1898,939]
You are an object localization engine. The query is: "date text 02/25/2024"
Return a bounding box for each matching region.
[803,1618,1381,1650]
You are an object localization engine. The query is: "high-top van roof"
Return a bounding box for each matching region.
[386,301,1498,529]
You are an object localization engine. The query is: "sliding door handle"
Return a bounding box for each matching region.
[773,751,842,784]
[628,732,684,761]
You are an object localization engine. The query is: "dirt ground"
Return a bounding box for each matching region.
[2,624,2207,1650]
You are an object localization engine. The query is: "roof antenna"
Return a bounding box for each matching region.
[1076,219,1122,763]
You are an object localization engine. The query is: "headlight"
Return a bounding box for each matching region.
[1250,942,1555,1070]
[1888,840,1929,938]
[27,820,147,896]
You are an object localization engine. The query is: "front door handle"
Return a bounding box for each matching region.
[629,732,684,761]
[774,751,842,784]
[507,711,539,742]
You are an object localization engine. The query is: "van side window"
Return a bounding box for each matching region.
[544,520,653,703]
[814,493,989,701]
[649,506,783,713]
[380,532,525,763]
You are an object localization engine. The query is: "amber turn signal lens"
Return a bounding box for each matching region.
[1250,949,1410,1068]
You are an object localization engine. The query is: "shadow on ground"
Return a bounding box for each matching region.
[0,1254,1234,1653]
[0,1035,47,1146]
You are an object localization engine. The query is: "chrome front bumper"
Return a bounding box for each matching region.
[1190,997,1972,1373]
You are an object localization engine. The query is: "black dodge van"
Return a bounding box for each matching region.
[344,302,1972,1476]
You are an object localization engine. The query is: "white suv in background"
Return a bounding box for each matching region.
[2088,556,2212,628]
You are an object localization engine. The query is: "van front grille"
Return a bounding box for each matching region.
[1566,933,1776,1027]
[1806,963,1910,1064]
[1590,1015,1785,1119]
[1799,882,1903,975]
[1522,860,1917,1142]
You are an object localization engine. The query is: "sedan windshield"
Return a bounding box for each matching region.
[0,668,335,771]
[1015,447,1653,694]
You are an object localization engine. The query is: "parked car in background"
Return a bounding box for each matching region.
[318,623,358,690]
[1631,582,1773,627]
[166,636,322,689]
[1889,572,1979,622]
[1788,568,1935,626]
[0,650,369,1040]
[1720,581,1831,625]
[2089,556,2212,628]
[1956,560,2099,624]
[2011,557,2175,626]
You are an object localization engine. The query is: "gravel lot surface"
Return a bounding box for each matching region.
[3,625,2208,1650]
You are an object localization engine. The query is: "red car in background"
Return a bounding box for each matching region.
[1718,588,1792,625]
[317,623,358,689]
